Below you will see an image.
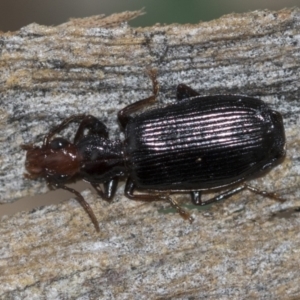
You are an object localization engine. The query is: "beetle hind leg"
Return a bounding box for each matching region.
[244,184,286,203]
[191,184,286,206]
[191,187,246,206]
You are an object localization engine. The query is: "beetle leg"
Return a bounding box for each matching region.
[124,178,193,223]
[44,114,87,145]
[192,184,286,206]
[176,84,200,101]
[74,115,108,143]
[244,184,286,203]
[124,178,159,201]
[118,70,159,129]
[166,196,194,223]
[50,182,100,232]
[192,186,247,206]
[90,178,119,202]
[191,191,202,205]
[118,95,156,129]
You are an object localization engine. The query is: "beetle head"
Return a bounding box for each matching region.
[22,137,81,181]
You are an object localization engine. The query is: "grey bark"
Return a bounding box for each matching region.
[1,8,300,299]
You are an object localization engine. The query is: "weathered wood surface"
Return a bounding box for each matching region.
[1,8,300,299]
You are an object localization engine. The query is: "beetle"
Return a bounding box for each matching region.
[22,72,286,232]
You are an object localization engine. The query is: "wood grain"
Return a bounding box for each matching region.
[1,9,300,299]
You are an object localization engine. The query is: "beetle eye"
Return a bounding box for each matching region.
[50,138,69,150]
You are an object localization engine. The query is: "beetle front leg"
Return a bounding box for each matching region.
[125,178,193,223]
[74,115,108,143]
[44,115,87,145]
[90,178,119,202]
[50,182,100,232]
[176,84,200,101]
[118,70,159,129]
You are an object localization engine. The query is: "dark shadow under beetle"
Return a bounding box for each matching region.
[22,71,286,232]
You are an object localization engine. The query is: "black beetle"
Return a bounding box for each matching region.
[22,72,286,231]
